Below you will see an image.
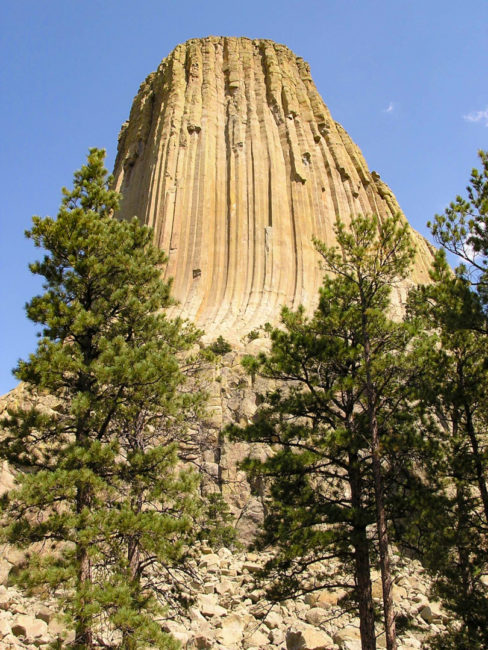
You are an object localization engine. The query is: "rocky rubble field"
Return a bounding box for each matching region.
[0,382,452,649]
[0,542,450,650]
[0,378,454,650]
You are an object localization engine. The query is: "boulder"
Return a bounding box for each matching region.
[0,618,11,638]
[35,605,54,624]
[243,627,269,649]
[191,633,213,649]
[305,607,328,626]
[270,627,285,645]
[198,593,228,618]
[0,591,11,610]
[199,553,221,571]
[0,561,11,587]
[11,613,48,641]
[286,624,335,649]
[333,626,362,648]
[305,589,347,609]
[241,561,262,574]
[419,601,447,623]
[162,620,190,645]
[264,610,283,629]
[215,578,235,595]
[217,613,247,645]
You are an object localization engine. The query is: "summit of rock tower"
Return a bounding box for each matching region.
[113,37,433,341]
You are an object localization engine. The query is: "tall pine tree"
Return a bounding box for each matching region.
[229,214,418,650]
[0,149,208,649]
[406,238,488,649]
[411,151,488,648]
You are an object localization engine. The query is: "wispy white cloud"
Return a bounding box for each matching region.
[463,107,488,126]
[383,102,395,114]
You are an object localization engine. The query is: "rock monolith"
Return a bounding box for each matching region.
[113,36,433,341]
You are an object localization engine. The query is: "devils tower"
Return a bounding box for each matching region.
[0,38,455,649]
[113,36,433,339]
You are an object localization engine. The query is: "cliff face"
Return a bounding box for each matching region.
[113,36,432,340]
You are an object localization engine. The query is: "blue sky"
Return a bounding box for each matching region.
[1,0,487,394]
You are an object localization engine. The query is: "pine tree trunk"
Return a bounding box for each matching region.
[361,308,396,650]
[75,546,93,648]
[121,488,143,650]
[75,485,93,649]
[463,401,488,526]
[349,452,377,650]
[454,480,478,635]
[74,398,94,649]
[371,420,396,650]
[456,361,488,526]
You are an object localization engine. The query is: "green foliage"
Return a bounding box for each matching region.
[406,153,488,645]
[406,248,488,649]
[429,149,488,309]
[197,492,239,549]
[245,329,260,342]
[208,335,232,355]
[0,149,210,648]
[228,214,418,649]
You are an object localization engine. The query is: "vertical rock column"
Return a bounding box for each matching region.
[113,36,433,341]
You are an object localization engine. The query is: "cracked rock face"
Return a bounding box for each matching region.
[113,36,433,342]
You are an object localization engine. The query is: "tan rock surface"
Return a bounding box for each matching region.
[286,624,335,649]
[113,36,433,342]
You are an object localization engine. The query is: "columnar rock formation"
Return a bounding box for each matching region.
[113,36,433,340]
[0,38,449,649]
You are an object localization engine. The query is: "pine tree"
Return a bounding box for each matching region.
[407,152,488,647]
[229,214,417,650]
[429,149,488,312]
[406,251,488,649]
[0,149,208,649]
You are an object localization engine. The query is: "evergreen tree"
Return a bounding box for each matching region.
[407,151,488,647]
[229,214,417,650]
[406,250,488,649]
[0,149,208,649]
[429,149,488,312]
